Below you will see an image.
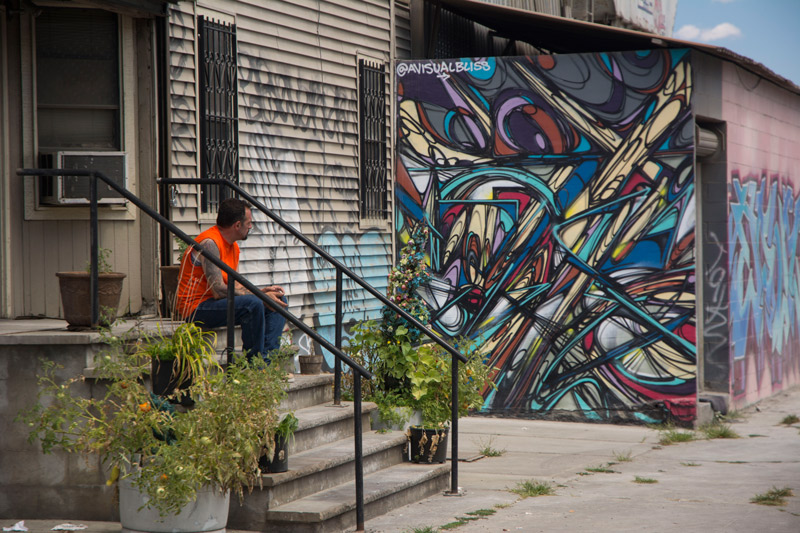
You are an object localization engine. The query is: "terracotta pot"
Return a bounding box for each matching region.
[299,354,323,375]
[406,426,449,464]
[56,271,126,328]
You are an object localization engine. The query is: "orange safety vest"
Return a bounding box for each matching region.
[176,226,240,319]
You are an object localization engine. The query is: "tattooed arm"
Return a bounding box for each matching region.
[198,239,249,299]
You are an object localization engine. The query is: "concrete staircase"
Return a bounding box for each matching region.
[227,373,451,532]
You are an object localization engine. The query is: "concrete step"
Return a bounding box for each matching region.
[228,431,408,528]
[238,462,451,533]
[290,401,378,454]
[280,373,334,411]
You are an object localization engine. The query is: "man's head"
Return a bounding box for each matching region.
[217,198,252,241]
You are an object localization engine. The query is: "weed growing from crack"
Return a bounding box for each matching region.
[700,422,740,439]
[510,479,555,498]
[475,434,506,457]
[613,449,633,462]
[751,487,794,506]
[633,476,658,484]
[780,414,799,425]
[585,464,618,473]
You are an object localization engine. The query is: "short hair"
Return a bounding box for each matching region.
[216,198,249,228]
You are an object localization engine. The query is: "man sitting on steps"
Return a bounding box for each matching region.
[176,197,288,363]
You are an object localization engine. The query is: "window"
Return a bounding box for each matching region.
[36,8,121,200]
[198,16,239,214]
[358,59,388,220]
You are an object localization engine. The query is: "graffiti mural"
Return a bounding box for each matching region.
[729,171,800,399]
[396,52,696,421]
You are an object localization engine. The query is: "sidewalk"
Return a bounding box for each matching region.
[367,386,800,533]
[4,386,799,533]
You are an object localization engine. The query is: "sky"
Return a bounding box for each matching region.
[673,0,800,86]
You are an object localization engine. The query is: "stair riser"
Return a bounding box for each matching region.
[250,469,451,533]
[231,444,404,526]
[292,412,372,454]
[280,382,333,411]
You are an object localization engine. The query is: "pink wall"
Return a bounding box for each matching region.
[723,63,800,406]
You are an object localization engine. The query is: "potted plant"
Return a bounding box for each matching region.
[139,322,221,404]
[17,329,287,531]
[405,337,495,463]
[57,247,126,328]
[259,412,299,473]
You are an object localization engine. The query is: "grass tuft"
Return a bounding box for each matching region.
[585,465,617,473]
[780,414,799,425]
[475,435,506,457]
[465,509,496,517]
[633,476,658,484]
[658,428,695,445]
[440,521,466,530]
[681,461,701,467]
[751,487,794,506]
[613,449,633,462]
[408,528,438,533]
[700,422,740,439]
[510,479,555,498]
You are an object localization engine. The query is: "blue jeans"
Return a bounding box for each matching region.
[191,294,287,363]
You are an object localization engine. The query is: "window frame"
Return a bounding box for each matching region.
[357,57,390,226]
[23,6,136,221]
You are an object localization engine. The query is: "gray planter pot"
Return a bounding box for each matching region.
[119,476,230,533]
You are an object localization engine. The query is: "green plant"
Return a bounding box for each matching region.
[274,412,299,444]
[175,236,191,258]
[681,462,701,467]
[138,322,221,389]
[476,435,505,457]
[344,223,496,429]
[613,449,633,462]
[700,422,740,439]
[466,509,496,517]
[509,479,554,498]
[407,527,438,533]
[17,332,286,516]
[633,476,658,484]
[658,427,695,445]
[780,414,799,425]
[85,247,114,274]
[751,487,794,506]
[585,465,617,473]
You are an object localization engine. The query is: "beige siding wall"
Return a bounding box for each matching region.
[165,0,394,335]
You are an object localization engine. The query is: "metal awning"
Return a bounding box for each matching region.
[424,0,800,95]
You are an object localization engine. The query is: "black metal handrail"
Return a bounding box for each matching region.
[162,178,468,497]
[17,168,377,527]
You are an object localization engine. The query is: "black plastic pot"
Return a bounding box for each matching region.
[151,358,193,406]
[406,426,449,464]
[259,434,289,473]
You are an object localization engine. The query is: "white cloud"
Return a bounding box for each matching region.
[675,22,741,42]
[675,24,701,40]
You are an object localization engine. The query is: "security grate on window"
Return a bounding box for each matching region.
[359,60,388,220]
[198,17,239,213]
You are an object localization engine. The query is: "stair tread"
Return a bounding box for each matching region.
[292,401,378,430]
[265,462,451,522]
[262,431,407,487]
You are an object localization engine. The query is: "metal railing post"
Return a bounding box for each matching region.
[227,276,235,365]
[334,267,343,405]
[450,354,459,494]
[89,175,99,327]
[354,374,365,532]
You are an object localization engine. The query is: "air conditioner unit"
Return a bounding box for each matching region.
[40,151,127,205]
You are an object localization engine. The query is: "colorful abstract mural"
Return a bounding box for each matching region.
[395,51,696,422]
[729,171,800,399]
